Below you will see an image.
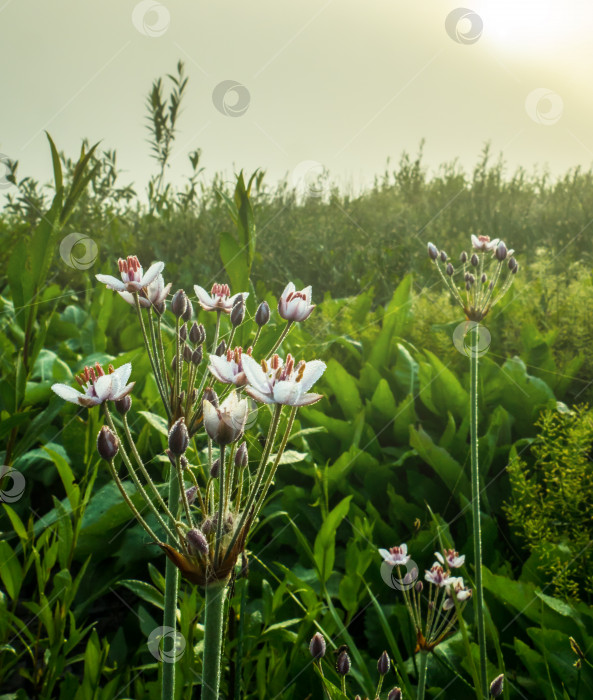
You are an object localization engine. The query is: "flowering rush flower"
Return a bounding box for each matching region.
[96,256,165,308]
[241,353,325,406]
[208,347,252,387]
[435,549,465,569]
[425,563,450,587]
[379,544,411,566]
[278,282,315,322]
[443,576,472,610]
[194,283,248,314]
[203,390,249,445]
[471,234,500,252]
[52,362,134,407]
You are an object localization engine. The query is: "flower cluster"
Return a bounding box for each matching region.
[51,254,326,588]
[380,544,471,652]
[428,234,519,321]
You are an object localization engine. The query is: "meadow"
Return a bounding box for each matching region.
[1,68,593,700]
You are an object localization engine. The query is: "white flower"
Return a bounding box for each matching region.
[471,235,500,252]
[443,576,472,610]
[425,563,450,587]
[278,282,315,322]
[203,390,249,445]
[52,363,134,407]
[194,283,248,314]
[241,353,325,406]
[208,347,251,386]
[378,544,410,566]
[435,549,465,569]
[118,272,172,309]
[96,256,165,305]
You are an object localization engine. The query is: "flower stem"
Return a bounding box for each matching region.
[162,452,181,700]
[214,444,226,567]
[266,320,293,359]
[202,581,227,700]
[470,324,488,698]
[417,651,428,700]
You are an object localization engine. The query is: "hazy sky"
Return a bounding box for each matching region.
[2,0,593,196]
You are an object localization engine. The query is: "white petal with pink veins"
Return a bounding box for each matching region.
[244,385,274,404]
[96,274,126,291]
[272,381,302,405]
[241,355,270,394]
[94,374,115,402]
[292,392,323,406]
[298,360,326,392]
[141,261,165,287]
[208,356,235,384]
[194,285,215,310]
[51,383,85,404]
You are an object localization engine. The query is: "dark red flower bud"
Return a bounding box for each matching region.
[168,418,189,456]
[97,426,119,461]
[171,289,188,318]
[309,633,326,659]
[255,301,270,326]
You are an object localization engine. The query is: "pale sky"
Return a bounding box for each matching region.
[2,0,593,196]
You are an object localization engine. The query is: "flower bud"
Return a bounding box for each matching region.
[97,426,119,461]
[203,387,219,409]
[115,395,132,415]
[182,485,198,505]
[183,345,192,363]
[180,456,188,470]
[154,300,166,315]
[171,289,188,318]
[377,650,390,676]
[481,273,487,283]
[189,322,202,345]
[171,354,178,372]
[186,528,209,556]
[230,299,245,327]
[465,281,471,291]
[460,251,468,263]
[182,298,194,322]
[168,418,189,456]
[215,340,226,357]
[471,253,479,266]
[387,688,402,700]
[427,242,438,260]
[415,580,423,593]
[210,458,220,478]
[489,674,504,697]
[446,262,454,276]
[255,301,270,326]
[511,262,519,274]
[495,241,507,261]
[235,441,248,468]
[309,633,326,660]
[439,250,447,262]
[202,517,214,535]
[192,346,203,366]
[508,256,517,271]
[336,650,351,676]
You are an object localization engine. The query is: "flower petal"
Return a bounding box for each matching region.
[93,374,114,402]
[194,285,214,310]
[140,261,165,287]
[241,355,270,395]
[51,383,84,404]
[208,356,234,384]
[298,360,326,393]
[291,392,323,406]
[96,274,126,291]
[244,385,274,404]
[113,363,132,389]
[272,380,302,406]
[118,291,145,307]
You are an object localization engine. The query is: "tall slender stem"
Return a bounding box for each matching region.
[162,456,181,700]
[214,444,227,567]
[417,651,428,700]
[266,320,293,359]
[470,325,488,698]
[202,582,227,700]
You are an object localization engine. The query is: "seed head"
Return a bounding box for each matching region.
[97,426,119,461]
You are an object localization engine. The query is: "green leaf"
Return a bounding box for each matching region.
[369,275,412,368]
[119,579,164,611]
[313,496,352,583]
[43,447,80,512]
[323,358,362,420]
[371,378,397,420]
[138,410,168,437]
[0,541,23,600]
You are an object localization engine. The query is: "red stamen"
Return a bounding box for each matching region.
[95,362,105,377]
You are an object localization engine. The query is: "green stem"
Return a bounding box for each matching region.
[470,324,488,698]
[162,455,181,700]
[417,651,428,700]
[266,320,293,359]
[202,582,227,700]
[214,444,227,567]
